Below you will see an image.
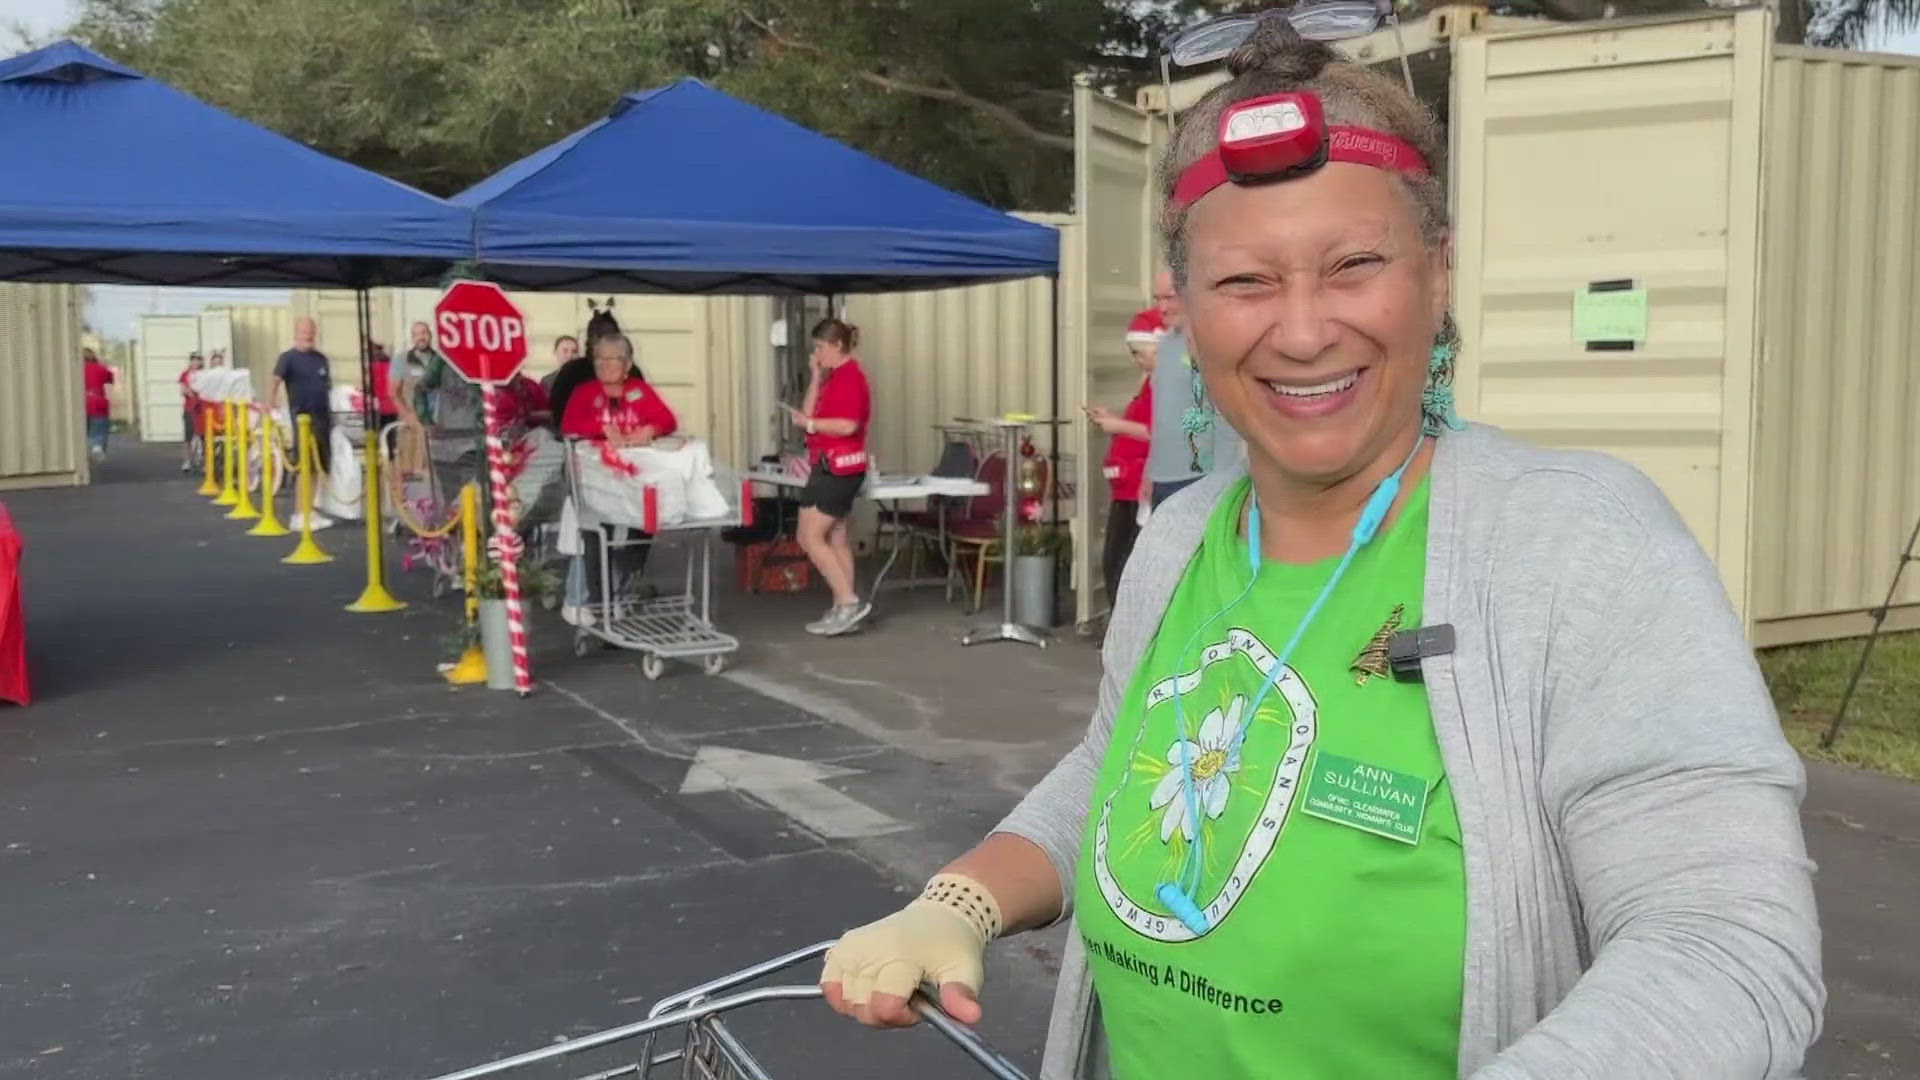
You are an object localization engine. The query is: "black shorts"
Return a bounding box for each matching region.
[798,462,865,520]
[300,409,333,475]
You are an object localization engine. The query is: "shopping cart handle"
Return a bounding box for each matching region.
[419,941,1031,1080]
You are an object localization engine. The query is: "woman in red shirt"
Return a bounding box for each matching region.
[178,352,206,471]
[787,318,872,637]
[83,349,115,461]
[559,334,678,626]
[560,335,677,445]
[1086,338,1155,609]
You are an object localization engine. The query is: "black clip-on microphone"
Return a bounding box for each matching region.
[1388,624,1455,683]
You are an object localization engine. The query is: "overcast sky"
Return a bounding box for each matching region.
[9,0,1920,337]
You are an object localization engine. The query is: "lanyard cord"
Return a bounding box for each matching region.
[1159,433,1425,931]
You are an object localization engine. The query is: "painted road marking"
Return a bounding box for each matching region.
[679,746,906,840]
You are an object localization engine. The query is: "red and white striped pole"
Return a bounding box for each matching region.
[481,383,532,696]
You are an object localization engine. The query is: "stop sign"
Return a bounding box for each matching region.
[434,280,528,384]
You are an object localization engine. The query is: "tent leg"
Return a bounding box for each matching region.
[347,284,406,614]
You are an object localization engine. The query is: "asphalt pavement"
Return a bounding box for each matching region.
[0,445,1061,1080]
[4,443,1916,1079]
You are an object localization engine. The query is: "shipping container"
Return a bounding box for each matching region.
[1096,5,1920,645]
[224,303,293,389]
[0,283,86,489]
[134,313,199,441]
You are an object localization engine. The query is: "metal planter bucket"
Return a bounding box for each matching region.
[1011,554,1056,628]
[478,599,516,691]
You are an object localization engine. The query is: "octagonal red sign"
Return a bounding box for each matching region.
[434,280,528,384]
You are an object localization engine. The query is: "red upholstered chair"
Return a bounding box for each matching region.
[946,452,1052,612]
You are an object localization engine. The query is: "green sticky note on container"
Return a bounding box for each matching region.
[1573,287,1649,344]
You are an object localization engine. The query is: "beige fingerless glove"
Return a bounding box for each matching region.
[821,873,1002,1007]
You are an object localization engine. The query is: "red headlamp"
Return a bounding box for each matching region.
[1170,91,1430,211]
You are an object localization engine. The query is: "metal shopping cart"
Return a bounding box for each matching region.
[385,422,572,603]
[421,941,1029,1080]
[564,438,751,681]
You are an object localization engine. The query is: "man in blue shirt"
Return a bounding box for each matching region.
[272,317,333,523]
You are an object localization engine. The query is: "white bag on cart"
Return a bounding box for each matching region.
[572,438,730,530]
[316,386,364,520]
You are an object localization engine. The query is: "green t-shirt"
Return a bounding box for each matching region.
[1075,476,1464,1078]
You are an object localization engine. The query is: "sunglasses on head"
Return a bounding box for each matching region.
[1159,0,1416,129]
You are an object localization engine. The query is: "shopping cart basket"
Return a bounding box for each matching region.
[421,941,1029,1080]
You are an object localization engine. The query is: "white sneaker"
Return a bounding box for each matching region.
[806,601,868,636]
[562,605,596,628]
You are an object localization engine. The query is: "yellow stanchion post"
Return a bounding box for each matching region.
[225,405,260,521]
[212,401,240,506]
[346,427,406,613]
[283,414,333,565]
[195,406,220,496]
[442,483,488,685]
[246,410,291,538]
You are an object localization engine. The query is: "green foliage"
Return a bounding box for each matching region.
[473,556,562,602]
[52,0,1919,214]
[63,0,1187,210]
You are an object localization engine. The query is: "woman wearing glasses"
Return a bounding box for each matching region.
[819,12,1820,1078]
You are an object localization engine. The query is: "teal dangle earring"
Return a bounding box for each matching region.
[1422,333,1466,436]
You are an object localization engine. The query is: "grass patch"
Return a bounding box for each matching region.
[1759,630,1920,781]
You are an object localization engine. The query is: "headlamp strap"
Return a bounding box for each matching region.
[1170,90,1429,211]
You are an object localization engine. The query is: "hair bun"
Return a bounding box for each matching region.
[1225,12,1338,81]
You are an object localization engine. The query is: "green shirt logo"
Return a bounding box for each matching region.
[1090,627,1318,942]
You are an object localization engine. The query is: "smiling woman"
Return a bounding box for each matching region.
[816,11,1823,1080]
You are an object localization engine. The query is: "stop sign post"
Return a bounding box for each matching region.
[433,280,533,696]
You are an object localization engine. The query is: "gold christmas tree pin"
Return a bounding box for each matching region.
[1351,603,1406,685]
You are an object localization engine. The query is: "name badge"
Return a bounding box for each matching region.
[1102,464,1122,480]
[831,450,868,471]
[1300,751,1429,844]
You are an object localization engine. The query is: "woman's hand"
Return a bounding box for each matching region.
[820,874,996,1029]
[788,407,810,429]
[1086,405,1119,433]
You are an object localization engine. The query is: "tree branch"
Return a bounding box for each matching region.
[741,11,1074,152]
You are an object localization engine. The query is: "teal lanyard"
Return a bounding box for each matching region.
[1155,435,1424,935]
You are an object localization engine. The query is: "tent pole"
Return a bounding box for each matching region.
[1048,272,1061,544]
[346,277,406,614]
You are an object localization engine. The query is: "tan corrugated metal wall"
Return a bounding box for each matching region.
[1751,47,1920,645]
[0,284,86,490]
[226,303,293,393]
[837,217,1074,478]
[296,289,714,438]
[1449,10,1771,622]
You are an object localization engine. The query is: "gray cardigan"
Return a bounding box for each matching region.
[996,424,1824,1079]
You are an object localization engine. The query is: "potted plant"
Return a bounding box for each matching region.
[1011,523,1066,629]
[472,557,560,689]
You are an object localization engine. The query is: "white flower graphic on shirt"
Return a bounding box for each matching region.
[1149,696,1246,843]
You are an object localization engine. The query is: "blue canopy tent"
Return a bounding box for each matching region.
[0,40,476,609]
[455,81,1066,645]
[0,41,470,289]
[452,79,1059,295]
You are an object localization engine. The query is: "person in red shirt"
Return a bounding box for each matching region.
[787,318,873,636]
[82,349,115,461]
[559,335,676,444]
[501,373,553,433]
[178,351,206,471]
[559,333,678,625]
[1086,332,1156,610]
